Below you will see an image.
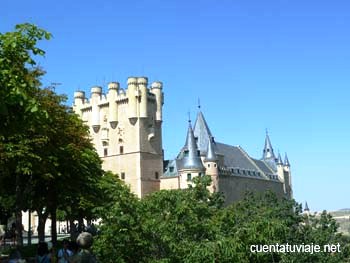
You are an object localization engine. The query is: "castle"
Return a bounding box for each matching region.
[73,77,292,202]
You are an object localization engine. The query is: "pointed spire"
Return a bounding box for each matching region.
[284,153,290,166]
[193,110,213,153]
[277,153,283,165]
[205,137,217,162]
[181,121,205,170]
[304,201,310,212]
[262,130,276,160]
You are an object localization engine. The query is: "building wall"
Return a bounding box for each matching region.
[73,78,164,197]
[160,177,180,190]
[218,175,285,206]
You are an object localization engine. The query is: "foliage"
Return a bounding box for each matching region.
[0,24,51,220]
[0,24,107,244]
[94,176,350,263]
[93,173,143,263]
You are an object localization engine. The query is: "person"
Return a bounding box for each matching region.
[48,241,57,263]
[67,241,79,263]
[36,242,51,263]
[11,223,16,245]
[8,249,26,263]
[57,239,73,263]
[76,232,97,263]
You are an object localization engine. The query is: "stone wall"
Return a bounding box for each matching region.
[219,175,285,206]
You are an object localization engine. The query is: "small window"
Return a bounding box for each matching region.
[184,150,189,157]
[197,150,200,156]
[155,172,159,179]
[199,172,202,177]
[187,173,192,181]
[121,172,125,180]
[214,164,217,168]
[208,164,210,168]
[169,166,174,173]
[120,146,124,154]
[237,169,240,174]
[104,148,108,157]
[243,170,246,175]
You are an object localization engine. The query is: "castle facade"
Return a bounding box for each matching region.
[73,77,292,202]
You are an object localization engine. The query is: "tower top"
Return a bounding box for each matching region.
[284,153,290,166]
[180,121,205,171]
[151,81,163,89]
[91,86,102,94]
[304,201,310,212]
[108,82,119,90]
[193,110,213,153]
[277,152,283,165]
[205,137,217,162]
[262,131,276,160]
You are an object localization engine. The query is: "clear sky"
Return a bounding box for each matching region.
[2,0,350,211]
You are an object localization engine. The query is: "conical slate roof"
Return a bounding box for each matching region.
[284,153,290,166]
[277,153,283,165]
[262,132,276,160]
[304,202,310,211]
[179,121,205,171]
[205,137,217,162]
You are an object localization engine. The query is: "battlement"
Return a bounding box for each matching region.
[73,76,164,124]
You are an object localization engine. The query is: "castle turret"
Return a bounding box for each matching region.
[276,153,284,181]
[127,77,138,119]
[284,153,290,167]
[262,131,276,161]
[178,120,205,188]
[72,77,164,198]
[73,91,85,117]
[91,86,102,132]
[150,81,163,122]
[276,153,286,194]
[138,77,148,118]
[204,137,219,192]
[283,153,292,198]
[108,82,119,128]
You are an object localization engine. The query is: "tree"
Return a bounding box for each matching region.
[0,23,51,245]
[94,177,350,262]
[93,173,143,263]
[26,87,105,244]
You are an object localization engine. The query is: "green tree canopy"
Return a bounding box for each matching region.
[94,176,350,263]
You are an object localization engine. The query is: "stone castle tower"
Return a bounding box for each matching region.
[73,77,164,197]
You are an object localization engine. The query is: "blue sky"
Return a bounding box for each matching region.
[2,0,350,211]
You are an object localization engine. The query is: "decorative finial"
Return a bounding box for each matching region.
[188,111,191,123]
[266,128,268,136]
[198,98,201,109]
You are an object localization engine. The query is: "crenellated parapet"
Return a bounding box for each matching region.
[73,76,164,130]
